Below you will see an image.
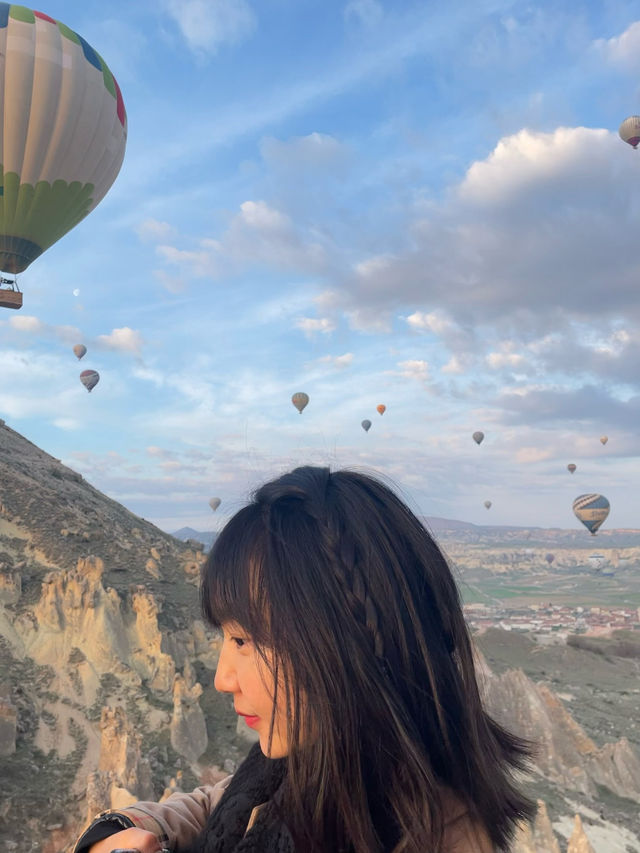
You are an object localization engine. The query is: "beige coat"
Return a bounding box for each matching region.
[83,778,494,852]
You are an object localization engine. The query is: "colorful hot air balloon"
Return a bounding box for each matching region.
[545,553,555,565]
[361,419,372,432]
[473,431,484,445]
[79,369,99,392]
[376,404,386,415]
[572,494,610,535]
[567,463,576,474]
[291,392,309,414]
[619,116,640,149]
[0,3,127,307]
[600,436,608,446]
[73,344,87,360]
[484,500,492,509]
[208,497,221,512]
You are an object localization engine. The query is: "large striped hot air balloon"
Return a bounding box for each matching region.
[572,494,610,536]
[0,3,127,309]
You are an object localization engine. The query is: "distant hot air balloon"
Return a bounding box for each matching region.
[473,431,484,445]
[619,116,640,149]
[291,392,309,414]
[376,404,386,415]
[73,344,87,360]
[79,369,99,392]
[484,500,492,509]
[567,463,577,474]
[572,494,610,536]
[361,419,372,432]
[0,4,127,309]
[545,553,555,565]
[600,436,608,446]
[208,497,221,512]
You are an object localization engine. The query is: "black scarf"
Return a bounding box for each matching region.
[185,744,294,853]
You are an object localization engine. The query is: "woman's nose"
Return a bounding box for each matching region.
[214,644,238,693]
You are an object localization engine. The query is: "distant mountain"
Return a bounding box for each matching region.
[172,527,217,550]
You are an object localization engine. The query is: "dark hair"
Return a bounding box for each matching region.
[202,466,533,853]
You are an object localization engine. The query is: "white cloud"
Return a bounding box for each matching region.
[593,20,640,69]
[260,132,348,172]
[136,219,177,243]
[486,342,526,369]
[156,200,326,280]
[406,311,453,336]
[396,359,430,382]
[317,352,354,370]
[164,0,256,56]
[9,315,45,333]
[295,317,336,336]
[52,418,81,431]
[156,244,219,277]
[458,126,611,205]
[9,315,83,345]
[96,327,144,356]
[239,200,289,230]
[344,0,383,28]
[442,356,465,375]
[515,446,553,464]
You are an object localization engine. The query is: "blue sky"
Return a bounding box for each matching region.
[2,0,640,532]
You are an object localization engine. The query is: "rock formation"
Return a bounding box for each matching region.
[566,815,596,853]
[170,659,208,764]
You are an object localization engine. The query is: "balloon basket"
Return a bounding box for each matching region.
[0,289,22,309]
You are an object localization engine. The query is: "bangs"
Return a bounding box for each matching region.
[200,503,271,643]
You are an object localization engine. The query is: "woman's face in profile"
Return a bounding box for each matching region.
[214,622,290,758]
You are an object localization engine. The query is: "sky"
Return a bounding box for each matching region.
[1,0,640,533]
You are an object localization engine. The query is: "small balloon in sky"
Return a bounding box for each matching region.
[73,344,87,360]
[291,392,309,414]
[79,369,100,392]
[484,500,492,509]
[573,493,610,536]
[600,435,608,445]
[619,116,640,149]
[567,463,576,474]
[376,404,386,415]
[208,497,221,512]
[361,419,372,432]
[545,553,555,565]
[473,431,484,445]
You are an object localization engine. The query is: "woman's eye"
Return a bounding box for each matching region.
[232,636,248,648]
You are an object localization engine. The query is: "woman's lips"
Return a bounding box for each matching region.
[237,712,260,728]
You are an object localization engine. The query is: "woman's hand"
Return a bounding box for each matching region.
[87,827,162,853]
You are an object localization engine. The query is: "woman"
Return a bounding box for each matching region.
[74,466,534,853]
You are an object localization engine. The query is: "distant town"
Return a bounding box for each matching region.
[464,602,640,639]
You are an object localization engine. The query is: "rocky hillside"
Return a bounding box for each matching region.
[0,422,639,852]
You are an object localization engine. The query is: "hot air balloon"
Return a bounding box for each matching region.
[572,494,610,536]
[376,404,386,415]
[619,116,640,149]
[291,392,309,414]
[567,463,576,474]
[208,497,221,512]
[600,436,608,446]
[484,500,492,509]
[79,369,99,392]
[473,431,484,445]
[545,553,555,565]
[73,344,87,360]
[361,419,372,432]
[0,4,127,310]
